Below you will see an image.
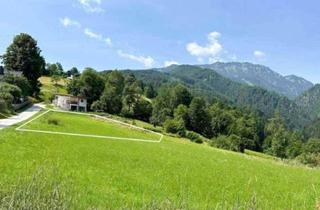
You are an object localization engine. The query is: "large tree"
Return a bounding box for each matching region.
[263,113,290,158]
[78,68,105,106]
[97,71,125,114]
[171,84,192,107]
[2,33,45,95]
[188,97,211,137]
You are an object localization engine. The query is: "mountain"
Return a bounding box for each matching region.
[295,84,320,120]
[199,62,313,99]
[122,65,311,130]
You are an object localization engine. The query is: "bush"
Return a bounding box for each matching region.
[0,82,22,104]
[213,134,243,152]
[48,118,60,125]
[296,138,320,167]
[91,100,103,112]
[186,131,203,144]
[297,153,320,167]
[164,119,186,137]
[1,74,32,96]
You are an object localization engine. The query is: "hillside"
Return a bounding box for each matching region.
[39,76,67,102]
[295,84,320,120]
[0,110,320,209]
[124,65,310,129]
[199,62,313,99]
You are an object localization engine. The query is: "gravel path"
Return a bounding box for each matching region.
[0,103,45,130]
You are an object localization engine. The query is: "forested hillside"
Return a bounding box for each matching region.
[122,65,310,130]
[295,84,320,120]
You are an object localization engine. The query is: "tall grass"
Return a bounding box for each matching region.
[0,166,75,209]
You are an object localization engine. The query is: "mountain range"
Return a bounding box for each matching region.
[199,62,313,99]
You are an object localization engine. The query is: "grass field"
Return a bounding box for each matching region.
[18,110,161,142]
[1,111,320,209]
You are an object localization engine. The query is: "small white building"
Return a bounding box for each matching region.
[53,94,87,112]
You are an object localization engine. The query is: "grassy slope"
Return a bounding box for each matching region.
[23,111,160,141]
[39,76,67,102]
[0,111,320,209]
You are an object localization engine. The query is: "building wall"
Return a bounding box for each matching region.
[54,95,87,112]
[78,99,87,108]
[54,96,70,110]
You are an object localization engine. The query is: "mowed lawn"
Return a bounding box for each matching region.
[20,111,161,142]
[0,111,320,209]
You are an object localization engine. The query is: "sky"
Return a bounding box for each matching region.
[1,0,320,83]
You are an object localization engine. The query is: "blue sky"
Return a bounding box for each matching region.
[1,0,320,83]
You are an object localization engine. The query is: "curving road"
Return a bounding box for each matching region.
[0,103,45,130]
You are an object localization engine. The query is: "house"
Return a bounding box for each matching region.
[53,94,87,112]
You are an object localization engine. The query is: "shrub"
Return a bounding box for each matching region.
[1,74,32,96]
[186,131,203,144]
[164,119,186,137]
[91,100,103,112]
[213,134,243,152]
[0,82,22,104]
[297,153,320,167]
[48,118,60,125]
[296,138,320,167]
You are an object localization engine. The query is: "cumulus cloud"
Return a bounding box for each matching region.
[254,50,266,59]
[117,50,155,68]
[84,28,112,46]
[78,0,104,13]
[60,17,81,28]
[186,31,223,63]
[164,60,179,67]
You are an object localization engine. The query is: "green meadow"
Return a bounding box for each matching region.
[1,111,320,209]
[20,111,161,142]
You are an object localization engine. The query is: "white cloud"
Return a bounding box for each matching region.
[84,28,112,46]
[84,28,102,40]
[78,0,104,13]
[104,38,112,47]
[164,60,179,67]
[186,31,223,62]
[60,17,81,28]
[254,50,266,59]
[117,50,155,68]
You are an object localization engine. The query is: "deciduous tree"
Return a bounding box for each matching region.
[2,33,45,95]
